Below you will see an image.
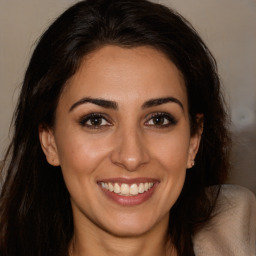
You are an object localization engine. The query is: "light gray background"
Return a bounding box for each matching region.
[0,0,255,193]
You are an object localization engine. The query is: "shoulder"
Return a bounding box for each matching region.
[193,184,256,256]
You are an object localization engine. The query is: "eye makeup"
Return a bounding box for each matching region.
[144,112,178,128]
[79,113,112,129]
[78,111,178,131]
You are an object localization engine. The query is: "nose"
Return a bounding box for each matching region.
[110,127,150,172]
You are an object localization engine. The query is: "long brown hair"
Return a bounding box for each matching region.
[0,0,231,255]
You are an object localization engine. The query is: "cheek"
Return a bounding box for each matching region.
[54,133,112,209]
[55,130,111,178]
[148,130,191,172]
[147,130,190,202]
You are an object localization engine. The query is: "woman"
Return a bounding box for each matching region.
[0,0,255,255]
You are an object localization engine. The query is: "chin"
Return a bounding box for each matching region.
[99,211,168,238]
[106,223,153,238]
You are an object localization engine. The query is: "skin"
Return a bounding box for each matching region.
[39,45,202,256]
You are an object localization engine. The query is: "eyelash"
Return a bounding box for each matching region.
[79,113,112,129]
[145,112,177,128]
[79,112,177,129]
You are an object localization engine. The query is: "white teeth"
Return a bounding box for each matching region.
[100,181,155,196]
[121,184,130,195]
[138,183,144,193]
[108,183,114,192]
[130,184,138,195]
[114,183,121,194]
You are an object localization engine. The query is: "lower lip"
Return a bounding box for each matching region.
[99,183,158,206]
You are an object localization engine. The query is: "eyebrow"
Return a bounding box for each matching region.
[142,97,184,111]
[69,96,184,112]
[69,97,118,112]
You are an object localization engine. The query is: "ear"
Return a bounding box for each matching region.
[187,114,203,169]
[39,125,60,166]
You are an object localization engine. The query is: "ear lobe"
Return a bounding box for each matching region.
[187,114,204,169]
[39,125,60,166]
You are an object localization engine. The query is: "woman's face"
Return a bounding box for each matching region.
[40,45,201,237]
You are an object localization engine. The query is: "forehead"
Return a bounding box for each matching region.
[60,45,188,110]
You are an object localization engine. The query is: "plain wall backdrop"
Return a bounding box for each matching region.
[0,0,255,193]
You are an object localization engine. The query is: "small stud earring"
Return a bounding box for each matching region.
[51,158,59,167]
[191,160,195,167]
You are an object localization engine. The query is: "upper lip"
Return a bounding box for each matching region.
[98,177,159,184]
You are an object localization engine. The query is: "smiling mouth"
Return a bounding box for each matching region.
[100,182,154,196]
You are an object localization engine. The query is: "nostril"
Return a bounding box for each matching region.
[109,145,150,172]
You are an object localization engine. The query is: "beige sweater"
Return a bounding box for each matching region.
[193,185,256,256]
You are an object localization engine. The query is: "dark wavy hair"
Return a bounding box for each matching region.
[0,0,231,255]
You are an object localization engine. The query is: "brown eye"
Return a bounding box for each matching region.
[89,116,103,126]
[152,116,166,126]
[79,113,111,128]
[145,112,177,128]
